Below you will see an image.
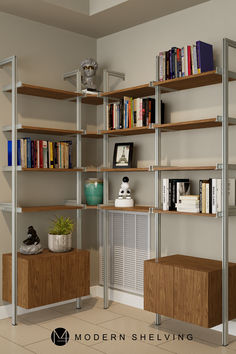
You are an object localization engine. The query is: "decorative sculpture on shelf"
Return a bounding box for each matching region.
[19,226,43,255]
[80,58,98,90]
[115,176,134,208]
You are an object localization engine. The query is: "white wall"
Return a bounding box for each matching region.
[97,0,236,262]
[0,12,98,305]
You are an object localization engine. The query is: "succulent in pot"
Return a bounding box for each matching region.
[48,216,74,252]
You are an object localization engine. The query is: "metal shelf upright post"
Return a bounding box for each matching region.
[0,56,17,325]
[63,69,82,309]
[154,55,162,326]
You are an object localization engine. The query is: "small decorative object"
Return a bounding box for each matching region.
[85,178,103,205]
[115,176,134,207]
[113,142,133,168]
[19,226,43,255]
[80,58,98,90]
[48,216,74,253]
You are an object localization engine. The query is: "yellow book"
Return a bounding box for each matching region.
[50,141,53,168]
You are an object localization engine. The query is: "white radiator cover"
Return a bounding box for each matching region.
[99,210,150,295]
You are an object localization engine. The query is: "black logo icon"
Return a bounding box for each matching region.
[51,327,70,346]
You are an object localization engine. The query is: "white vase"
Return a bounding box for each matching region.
[48,233,72,252]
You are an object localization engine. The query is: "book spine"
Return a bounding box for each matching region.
[196,41,201,73]
[163,51,166,80]
[202,182,206,213]
[187,45,192,76]
[8,140,12,166]
[42,140,47,168]
[49,141,54,168]
[162,179,169,211]
[193,45,198,75]
[212,179,217,214]
[209,179,212,214]
[65,143,69,169]
[206,182,210,213]
[199,180,203,213]
[181,47,185,77]
[216,179,222,212]
[54,142,58,168]
[27,138,31,168]
[166,50,170,80]
[39,140,43,168]
[184,46,188,76]
[159,52,163,81]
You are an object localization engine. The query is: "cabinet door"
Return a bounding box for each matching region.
[174,267,208,327]
[144,261,173,317]
[29,255,61,308]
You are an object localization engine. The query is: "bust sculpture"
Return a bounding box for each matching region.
[19,226,43,255]
[80,58,98,90]
[115,176,134,207]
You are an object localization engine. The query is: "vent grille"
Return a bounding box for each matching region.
[99,210,150,295]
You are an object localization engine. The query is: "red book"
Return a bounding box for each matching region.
[187,46,192,76]
[39,140,43,168]
[128,99,131,128]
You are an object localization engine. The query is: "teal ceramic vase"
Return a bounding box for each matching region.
[85,178,103,205]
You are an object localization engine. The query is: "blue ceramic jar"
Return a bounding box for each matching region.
[85,178,103,205]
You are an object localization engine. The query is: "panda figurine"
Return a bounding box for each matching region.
[115,176,134,207]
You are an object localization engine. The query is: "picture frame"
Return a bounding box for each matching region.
[113,142,133,168]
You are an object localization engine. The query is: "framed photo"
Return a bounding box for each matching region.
[113,143,133,168]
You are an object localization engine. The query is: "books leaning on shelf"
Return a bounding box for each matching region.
[8,139,73,169]
[158,40,213,81]
[200,178,236,214]
[106,98,164,130]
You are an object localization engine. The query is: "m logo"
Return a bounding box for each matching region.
[51,327,70,346]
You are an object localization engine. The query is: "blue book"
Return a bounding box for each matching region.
[8,140,21,166]
[196,41,213,73]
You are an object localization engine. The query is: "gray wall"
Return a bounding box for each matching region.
[0,11,98,305]
[97,0,236,262]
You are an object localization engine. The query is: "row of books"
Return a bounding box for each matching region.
[159,40,213,81]
[8,139,72,169]
[106,98,164,130]
[162,178,235,214]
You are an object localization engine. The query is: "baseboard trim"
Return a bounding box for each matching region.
[0,286,235,335]
[0,285,143,320]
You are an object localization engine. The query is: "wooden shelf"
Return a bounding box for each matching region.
[81,95,103,105]
[3,82,103,105]
[153,165,217,171]
[153,69,236,93]
[2,124,83,136]
[102,83,155,99]
[85,205,98,209]
[2,167,83,172]
[82,132,102,138]
[154,209,216,217]
[3,82,80,100]
[101,126,154,136]
[83,167,99,172]
[154,118,222,131]
[100,167,150,172]
[100,205,152,213]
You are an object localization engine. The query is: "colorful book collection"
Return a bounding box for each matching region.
[8,139,72,169]
[159,40,214,81]
[162,178,235,214]
[106,97,164,130]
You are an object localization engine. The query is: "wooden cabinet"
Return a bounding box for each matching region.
[144,254,236,328]
[2,249,90,309]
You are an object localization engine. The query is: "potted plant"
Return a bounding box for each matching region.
[48,216,74,252]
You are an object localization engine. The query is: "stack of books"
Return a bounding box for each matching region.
[8,139,73,169]
[159,40,214,81]
[106,98,164,130]
[176,195,200,213]
[162,178,190,211]
[200,178,235,214]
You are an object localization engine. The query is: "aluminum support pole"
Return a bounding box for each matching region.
[76,71,82,309]
[155,56,161,326]
[222,38,229,347]
[103,69,109,308]
[0,56,18,325]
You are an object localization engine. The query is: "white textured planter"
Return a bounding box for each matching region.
[48,233,72,252]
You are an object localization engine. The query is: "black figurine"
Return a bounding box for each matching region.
[23,226,40,245]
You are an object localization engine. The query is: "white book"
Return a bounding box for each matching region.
[206,183,210,213]
[216,179,222,212]
[162,179,169,211]
[178,200,200,207]
[177,205,200,213]
[228,178,236,206]
[180,195,199,201]
[193,45,198,75]
[184,46,188,76]
[212,179,217,214]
